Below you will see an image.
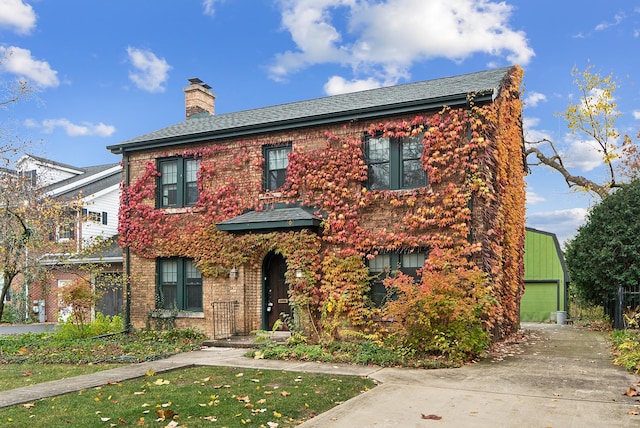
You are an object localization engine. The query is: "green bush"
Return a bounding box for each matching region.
[0,302,19,324]
[611,330,640,373]
[53,312,124,340]
[383,269,490,363]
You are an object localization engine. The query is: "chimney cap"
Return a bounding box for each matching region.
[188,77,204,85]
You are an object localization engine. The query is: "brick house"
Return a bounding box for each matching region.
[108,67,525,339]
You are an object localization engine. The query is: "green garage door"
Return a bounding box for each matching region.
[521,281,559,322]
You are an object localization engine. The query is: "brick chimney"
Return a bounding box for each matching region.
[184,78,215,119]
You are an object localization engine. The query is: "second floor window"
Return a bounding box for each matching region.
[364,135,426,190]
[158,157,200,208]
[264,144,292,191]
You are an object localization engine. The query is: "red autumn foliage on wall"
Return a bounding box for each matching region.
[118,66,525,342]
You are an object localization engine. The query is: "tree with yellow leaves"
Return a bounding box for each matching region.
[525,64,639,199]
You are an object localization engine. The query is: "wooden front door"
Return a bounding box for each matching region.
[264,253,290,330]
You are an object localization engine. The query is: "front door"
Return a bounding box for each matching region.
[264,252,290,330]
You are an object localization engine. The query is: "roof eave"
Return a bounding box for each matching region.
[108,91,494,155]
[216,218,322,232]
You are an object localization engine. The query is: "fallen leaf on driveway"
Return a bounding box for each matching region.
[624,387,639,397]
[421,414,442,420]
[628,410,639,415]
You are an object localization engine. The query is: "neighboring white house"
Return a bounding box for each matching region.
[13,154,124,321]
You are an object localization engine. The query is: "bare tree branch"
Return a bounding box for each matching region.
[525,141,613,199]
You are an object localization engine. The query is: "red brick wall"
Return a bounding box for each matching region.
[123,110,503,337]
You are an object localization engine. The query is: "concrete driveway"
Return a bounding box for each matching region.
[0,323,56,335]
[300,324,640,428]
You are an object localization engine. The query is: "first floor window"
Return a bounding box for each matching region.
[367,251,426,307]
[157,258,202,311]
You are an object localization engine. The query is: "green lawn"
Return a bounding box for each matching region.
[0,363,124,392]
[2,366,376,427]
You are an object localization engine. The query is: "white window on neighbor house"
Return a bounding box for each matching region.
[82,209,108,225]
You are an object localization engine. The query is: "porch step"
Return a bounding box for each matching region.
[203,332,291,349]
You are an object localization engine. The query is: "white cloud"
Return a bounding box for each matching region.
[633,110,640,120]
[526,188,545,205]
[203,0,217,16]
[524,91,547,108]
[595,13,624,31]
[0,0,36,35]
[527,207,588,245]
[522,116,552,143]
[323,75,381,95]
[270,0,535,88]
[0,46,59,88]
[560,138,604,172]
[26,118,116,137]
[126,47,171,93]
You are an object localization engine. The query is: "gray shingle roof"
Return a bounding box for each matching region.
[43,162,122,200]
[217,205,323,232]
[108,67,513,154]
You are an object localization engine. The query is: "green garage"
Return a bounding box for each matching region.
[521,228,570,323]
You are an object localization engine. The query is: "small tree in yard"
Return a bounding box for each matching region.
[0,172,74,321]
[564,180,640,310]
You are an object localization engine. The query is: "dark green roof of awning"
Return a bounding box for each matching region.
[217,205,323,233]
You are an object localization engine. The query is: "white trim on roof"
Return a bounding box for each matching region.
[46,165,122,197]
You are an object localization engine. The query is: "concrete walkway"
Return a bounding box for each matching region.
[1,324,639,427]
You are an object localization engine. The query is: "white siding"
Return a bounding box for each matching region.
[80,185,120,245]
[16,157,82,187]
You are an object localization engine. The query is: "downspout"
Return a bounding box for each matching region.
[123,152,132,332]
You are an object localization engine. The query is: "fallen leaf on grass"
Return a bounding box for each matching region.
[153,379,170,386]
[145,369,155,377]
[421,414,442,420]
[280,391,291,397]
[155,408,176,420]
[22,403,35,409]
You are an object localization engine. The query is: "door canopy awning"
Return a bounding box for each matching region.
[216,203,323,233]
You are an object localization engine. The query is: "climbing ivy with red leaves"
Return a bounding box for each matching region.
[119,66,525,345]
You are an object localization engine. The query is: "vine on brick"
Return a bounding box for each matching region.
[119,66,525,350]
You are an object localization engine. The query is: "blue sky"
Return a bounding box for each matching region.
[1,0,639,244]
